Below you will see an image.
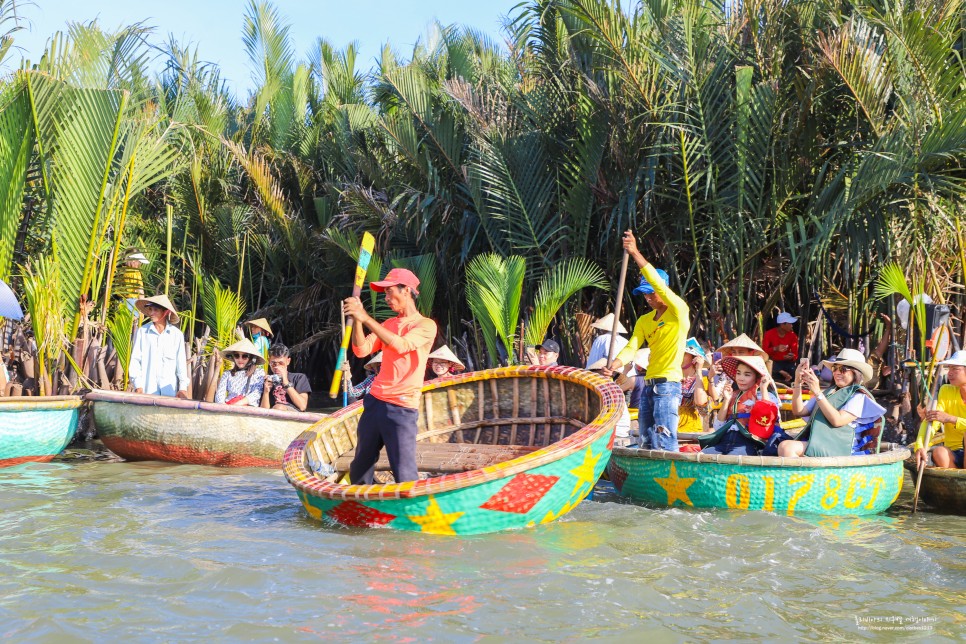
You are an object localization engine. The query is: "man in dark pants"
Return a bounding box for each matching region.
[342,268,437,484]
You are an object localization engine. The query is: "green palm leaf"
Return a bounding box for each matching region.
[524,258,607,346]
[465,253,525,366]
[0,78,33,281]
[106,303,136,388]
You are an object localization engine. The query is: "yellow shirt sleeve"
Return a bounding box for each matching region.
[616,317,645,366]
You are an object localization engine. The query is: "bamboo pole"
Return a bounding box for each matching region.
[607,249,630,370]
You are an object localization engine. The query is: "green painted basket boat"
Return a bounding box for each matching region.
[0,396,83,467]
[283,366,624,535]
[88,390,326,467]
[903,459,966,515]
[609,443,910,516]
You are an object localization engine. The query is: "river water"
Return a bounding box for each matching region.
[1,452,963,641]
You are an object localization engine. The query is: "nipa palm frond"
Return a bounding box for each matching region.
[524,258,608,346]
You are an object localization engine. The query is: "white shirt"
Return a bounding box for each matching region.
[129,321,189,396]
[586,333,629,369]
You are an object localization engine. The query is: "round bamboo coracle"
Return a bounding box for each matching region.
[283,365,625,535]
[902,459,966,515]
[0,396,84,467]
[609,444,910,516]
[88,390,326,467]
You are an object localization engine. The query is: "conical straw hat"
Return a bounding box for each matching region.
[364,352,383,371]
[135,294,180,325]
[720,355,769,381]
[221,339,265,365]
[717,333,767,360]
[246,317,273,336]
[428,345,465,372]
[591,313,627,334]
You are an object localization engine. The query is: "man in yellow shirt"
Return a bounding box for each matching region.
[604,230,690,451]
[915,350,966,469]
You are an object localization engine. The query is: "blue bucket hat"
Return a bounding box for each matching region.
[632,269,669,295]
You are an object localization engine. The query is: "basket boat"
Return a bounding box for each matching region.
[609,443,909,516]
[903,460,966,515]
[283,366,624,535]
[88,390,326,467]
[0,396,83,467]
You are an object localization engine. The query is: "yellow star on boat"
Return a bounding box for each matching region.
[654,462,696,507]
[406,495,465,535]
[568,446,603,499]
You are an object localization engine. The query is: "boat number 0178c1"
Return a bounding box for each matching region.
[723,472,889,514]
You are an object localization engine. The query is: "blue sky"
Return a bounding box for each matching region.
[12,1,523,98]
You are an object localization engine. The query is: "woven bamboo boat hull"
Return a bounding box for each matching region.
[609,445,909,516]
[284,366,624,535]
[903,460,966,515]
[0,396,83,467]
[88,391,325,467]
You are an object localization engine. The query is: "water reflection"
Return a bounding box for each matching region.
[0,459,962,640]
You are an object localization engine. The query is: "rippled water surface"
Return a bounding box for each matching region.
[1,454,964,641]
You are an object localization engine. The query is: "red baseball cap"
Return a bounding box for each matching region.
[370,268,420,295]
[747,400,779,440]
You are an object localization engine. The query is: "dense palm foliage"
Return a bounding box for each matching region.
[0,0,964,388]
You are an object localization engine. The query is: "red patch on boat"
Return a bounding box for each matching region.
[609,463,628,492]
[0,454,56,468]
[480,473,560,514]
[101,437,279,468]
[327,501,396,527]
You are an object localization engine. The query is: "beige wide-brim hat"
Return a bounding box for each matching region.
[717,333,768,360]
[221,339,266,366]
[721,355,770,381]
[822,348,873,382]
[364,352,384,371]
[591,313,627,334]
[246,317,273,336]
[135,294,180,325]
[428,345,465,372]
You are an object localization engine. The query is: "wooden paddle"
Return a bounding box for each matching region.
[912,323,952,513]
[607,248,630,371]
[328,232,376,398]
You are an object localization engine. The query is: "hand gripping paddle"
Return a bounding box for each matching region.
[329,232,376,398]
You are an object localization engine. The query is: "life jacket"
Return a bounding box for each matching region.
[798,385,882,457]
[698,389,769,449]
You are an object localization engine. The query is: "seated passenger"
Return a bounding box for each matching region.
[265,343,311,412]
[585,313,629,369]
[346,352,382,401]
[707,334,769,404]
[779,349,886,457]
[427,345,466,378]
[214,339,266,406]
[699,356,780,456]
[679,338,710,434]
[914,350,966,470]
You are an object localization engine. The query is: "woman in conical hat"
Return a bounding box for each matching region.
[246,317,273,365]
[697,355,780,456]
[345,352,383,401]
[585,312,628,369]
[214,339,266,406]
[678,338,711,434]
[716,333,768,360]
[428,345,465,377]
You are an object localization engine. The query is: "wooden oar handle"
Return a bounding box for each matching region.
[607,250,631,370]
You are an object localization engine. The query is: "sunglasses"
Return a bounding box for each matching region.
[143,303,162,311]
[228,353,251,360]
[268,360,286,367]
[830,364,853,373]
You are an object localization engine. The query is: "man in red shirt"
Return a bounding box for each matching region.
[762,311,799,382]
[343,268,437,484]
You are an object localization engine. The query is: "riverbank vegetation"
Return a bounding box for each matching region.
[0,0,964,392]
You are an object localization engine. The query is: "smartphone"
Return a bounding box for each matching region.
[800,357,810,371]
[712,351,722,363]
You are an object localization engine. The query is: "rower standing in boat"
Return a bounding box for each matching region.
[129,295,189,399]
[604,230,690,451]
[914,350,966,470]
[343,268,437,484]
